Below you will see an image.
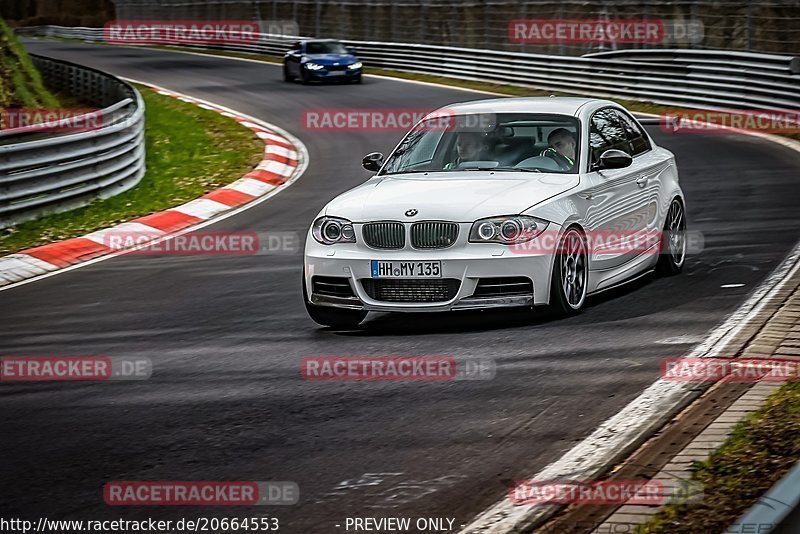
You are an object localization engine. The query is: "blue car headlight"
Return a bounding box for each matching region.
[305,62,324,71]
[348,61,362,70]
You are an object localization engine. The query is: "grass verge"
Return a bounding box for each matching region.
[0,83,264,255]
[641,381,800,533]
[0,18,60,108]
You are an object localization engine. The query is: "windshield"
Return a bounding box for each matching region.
[306,42,348,55]
[380,113,580,175]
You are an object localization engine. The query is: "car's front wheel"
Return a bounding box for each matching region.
[549,227,588,315]
[283,64,293,82]
[353,74,362,84]
[302,275,366,328]
[657,198,687,275]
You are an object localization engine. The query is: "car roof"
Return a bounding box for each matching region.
[438,97,618,117]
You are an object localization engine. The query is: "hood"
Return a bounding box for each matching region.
[325,172,580,222]
[305,54,356,65]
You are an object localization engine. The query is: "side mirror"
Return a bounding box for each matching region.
[362,152,384,172]
[597,149,632,170]
[347,47,357,55]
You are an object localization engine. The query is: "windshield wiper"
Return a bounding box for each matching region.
[495,167,543,173]
[380,170,434,175]
[461,166,542,173]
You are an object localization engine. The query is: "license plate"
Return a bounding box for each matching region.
[327,70,345,76]
[371,260,441,278]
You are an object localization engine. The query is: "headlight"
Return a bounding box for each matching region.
[305,62,324,71]
[469,216,549,244]
[348,61,362,70]
[312,216,356,245]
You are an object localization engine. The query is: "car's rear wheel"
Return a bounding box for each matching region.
[549,227,588,315]
[302,275,366,328]
[657,198,687,276]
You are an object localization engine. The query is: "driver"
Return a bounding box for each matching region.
[542,128,576,170]
[445,131,488,169]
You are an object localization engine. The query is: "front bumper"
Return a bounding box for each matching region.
[306,66,361,80]
[304,233,558,312]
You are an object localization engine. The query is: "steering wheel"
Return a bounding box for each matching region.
[542,148,574,171]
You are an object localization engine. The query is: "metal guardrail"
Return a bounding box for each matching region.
[728,461,800,534]
[0,53,145,229]
[17,25,800,113]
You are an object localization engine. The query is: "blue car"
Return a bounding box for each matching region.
[283,39,363,84]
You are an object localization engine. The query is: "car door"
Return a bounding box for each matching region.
[581,107,652,272]
[285,41,303,76]
[612,108,667,240]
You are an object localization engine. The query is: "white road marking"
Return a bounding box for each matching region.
[0,254,59,283]
[256,159,295,177]
[226,177,277,197]
[265,144,298,159]
[256,131,287,144]
[84,222,164,247]
[171,198,232,220]
[655,335,706,345]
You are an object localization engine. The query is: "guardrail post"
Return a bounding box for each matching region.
[390,2,397,42]
[314,0,320,38]
[420,0,427,45]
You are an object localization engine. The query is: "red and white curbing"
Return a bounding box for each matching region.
[0,85,305,287]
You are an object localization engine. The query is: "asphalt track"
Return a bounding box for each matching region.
[2,40,800,533]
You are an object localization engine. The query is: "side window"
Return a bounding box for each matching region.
[589,108,630,166]
[614,109,652,156]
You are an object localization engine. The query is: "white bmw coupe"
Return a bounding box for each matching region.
[303,97,686,328]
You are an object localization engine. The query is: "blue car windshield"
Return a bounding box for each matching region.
[306,42,348,55]
[380,113,581,175]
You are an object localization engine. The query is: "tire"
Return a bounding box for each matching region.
[549,227,588,315]
[300,69,311,85]
[656,198,687,276]
[353,74,362,84]
[302,275,366,328]
[283,64,293,82]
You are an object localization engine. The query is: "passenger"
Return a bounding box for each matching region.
[445,131,488,169]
